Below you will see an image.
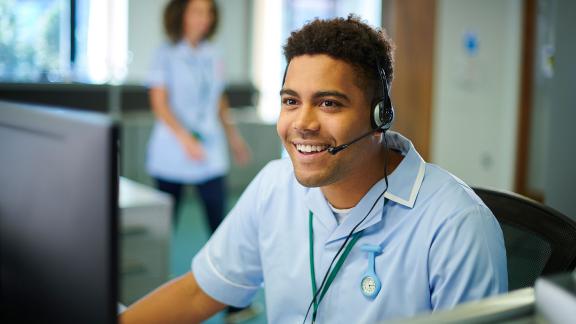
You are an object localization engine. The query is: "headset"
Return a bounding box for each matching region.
[371,61,395,131]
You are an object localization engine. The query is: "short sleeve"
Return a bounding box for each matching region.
[146,46,168,88]
[192,165,270,307]
[428,204,508,310]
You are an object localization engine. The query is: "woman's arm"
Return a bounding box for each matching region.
[149,87,205,160]
[218,94,251,165]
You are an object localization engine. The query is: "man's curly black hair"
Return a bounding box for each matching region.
[283,14,395,99]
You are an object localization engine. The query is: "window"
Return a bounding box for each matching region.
[0,0,127,84]
[0,0,70,82]
[74,0,127,83]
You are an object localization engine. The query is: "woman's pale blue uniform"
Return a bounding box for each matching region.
[146,40,228,183]
[192,132,508,323]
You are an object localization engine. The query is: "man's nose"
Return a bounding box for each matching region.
[293,105,320,133]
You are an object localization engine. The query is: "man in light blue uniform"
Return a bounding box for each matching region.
[121,15,507,324]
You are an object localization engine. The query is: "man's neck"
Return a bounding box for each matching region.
[321,149,403,209]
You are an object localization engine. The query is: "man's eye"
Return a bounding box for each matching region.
[282,98,297,105]
[320,100,338,108]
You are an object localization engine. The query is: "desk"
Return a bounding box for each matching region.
[119,177,173,304]
[390,273,576,323]
[388,288,542,323]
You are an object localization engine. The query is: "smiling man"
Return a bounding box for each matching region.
[121,15,507,324]
[278,53,397,206]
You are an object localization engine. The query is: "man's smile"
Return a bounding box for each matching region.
[292,141,330,154]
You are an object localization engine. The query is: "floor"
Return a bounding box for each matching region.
[169,189,267,324]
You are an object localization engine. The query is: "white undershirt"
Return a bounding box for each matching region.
[328,204,353,225]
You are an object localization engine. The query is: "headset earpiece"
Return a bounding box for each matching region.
[371,100,394,130]
[370,63,394,131]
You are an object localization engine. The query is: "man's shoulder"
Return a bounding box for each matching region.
[423,163,469,192]
[419,163,487,216]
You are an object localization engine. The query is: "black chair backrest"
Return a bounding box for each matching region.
[472,187,576,291]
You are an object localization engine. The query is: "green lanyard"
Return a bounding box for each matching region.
[308,210,363,323]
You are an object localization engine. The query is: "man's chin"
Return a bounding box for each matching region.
[295,177,321,188]
[294,172,334,188]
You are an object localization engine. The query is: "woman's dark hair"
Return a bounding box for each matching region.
[283,15,395,96]
[163,0,219,43]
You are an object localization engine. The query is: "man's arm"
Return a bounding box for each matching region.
[120,272,226,324]
[428,204,508,309]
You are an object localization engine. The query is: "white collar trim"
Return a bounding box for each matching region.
[384,158,425,208]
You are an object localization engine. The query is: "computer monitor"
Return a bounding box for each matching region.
[0,100,118,323]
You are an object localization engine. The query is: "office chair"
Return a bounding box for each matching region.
[472,186,576,291]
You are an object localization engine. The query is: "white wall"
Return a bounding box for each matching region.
[213,0,252,83]
[126,0,165,83]
[125,0,252,84]
[431,0,523,190]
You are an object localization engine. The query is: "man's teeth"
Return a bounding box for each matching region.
[296,144,328,153]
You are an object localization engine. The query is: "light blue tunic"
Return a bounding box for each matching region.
[192,131,508,323]
[146,40,228,183]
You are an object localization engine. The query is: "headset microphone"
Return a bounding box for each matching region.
[327,129,381,155]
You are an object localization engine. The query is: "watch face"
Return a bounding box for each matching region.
[361,276,377,295]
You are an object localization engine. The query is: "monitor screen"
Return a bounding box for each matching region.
[0,100,118,324]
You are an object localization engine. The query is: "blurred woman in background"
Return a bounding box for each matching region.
[147,0,249,231]
[146,1,255,321]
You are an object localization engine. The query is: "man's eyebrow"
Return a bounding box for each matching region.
[313,91,350,102]
[279,89,298,97]
[279,89,351,103]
